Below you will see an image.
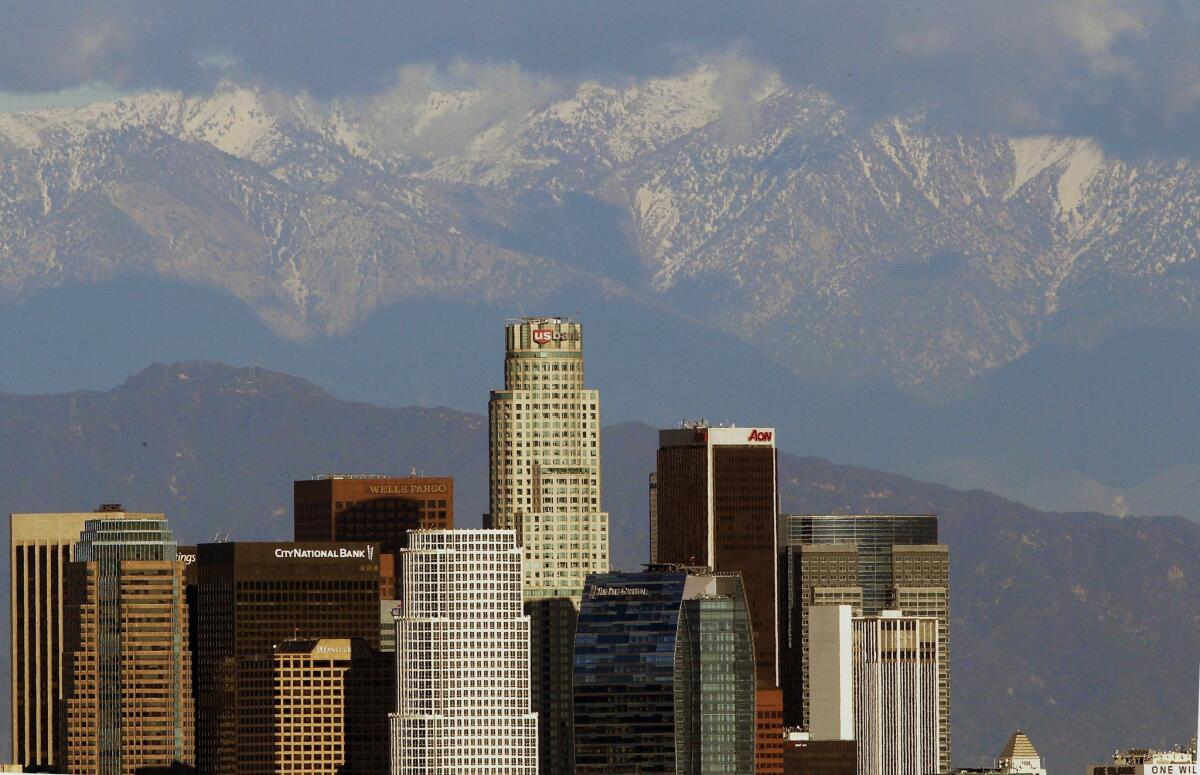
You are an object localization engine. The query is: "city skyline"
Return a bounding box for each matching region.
[0,316,1195,775]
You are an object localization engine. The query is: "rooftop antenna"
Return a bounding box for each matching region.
[410,466,418,477]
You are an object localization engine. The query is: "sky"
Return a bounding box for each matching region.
[1,1,1199,156]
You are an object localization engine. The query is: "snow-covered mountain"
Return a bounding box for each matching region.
[1,68,1198,387]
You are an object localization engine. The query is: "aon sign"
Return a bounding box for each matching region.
[747,429,773,443]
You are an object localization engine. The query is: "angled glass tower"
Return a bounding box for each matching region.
[573,568,755,775]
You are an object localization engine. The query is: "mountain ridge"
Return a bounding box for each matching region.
[3,69,1200,389]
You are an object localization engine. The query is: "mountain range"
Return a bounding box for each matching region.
[1,68,1199,521]
[0,361,1195,774]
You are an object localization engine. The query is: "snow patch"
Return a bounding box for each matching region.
[1007,135,1105,213]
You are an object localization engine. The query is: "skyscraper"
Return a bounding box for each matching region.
[8,510,94,769]
[652,422,782,774]
[272,638,392,774]
[573,568,756,775]
[486,316,609,774]
[294,474,452,598]
[194,541,382,775]
[390,529,537,774]
[486,316,608,599]
[853,611,941,775]
[60,510,194,775]
[779,514,950,767]
[652,423,779,687]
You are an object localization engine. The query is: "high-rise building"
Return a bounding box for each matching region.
[8,510,94,769]
[390,529,537,774]
[783,733,857,775]
[60,510,194,775]
[573,568,756,775]
[194,541,382,775]
[1087,748,1195,774]
[272,638,392,774]
[853,611,941,775]
[652,422,780,774]
[652,423,779,688]
[486,316,608,600]
[486,316,609,774]
[779,515,950,767]
[294,474,452,598]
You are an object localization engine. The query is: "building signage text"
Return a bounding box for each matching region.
[592,586,649,598]
[367,484,448,495]
[532,328,581,346]
[747,429,773,443]
[275,546,375,560]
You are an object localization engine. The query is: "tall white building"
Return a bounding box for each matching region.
[854,610,941,775]
[487,316,608,600]
[389,530,538,774]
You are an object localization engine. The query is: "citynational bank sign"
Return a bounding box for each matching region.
[274,546,376,561]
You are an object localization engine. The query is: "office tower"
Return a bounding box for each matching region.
[853,611,940,775]
[779,515,950,767]
[965,731,1046,774]
[783,732,857,775]
[61,511,194,775]
[294,475,452,597]
[272,638,392,774]
[653,423,779,687]
[486,316,608,600]
[8,510,93,769]
[194,542,382,775]
[486,316,609,774]
[573,569,755,775]
[808,606,854,742]
[756,688,785,774]
[653,422,780,774]
[390,530,537,774]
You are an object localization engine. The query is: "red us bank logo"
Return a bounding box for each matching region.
[532,329,554,345]
[747,429,773,442]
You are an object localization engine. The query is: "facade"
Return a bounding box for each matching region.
[390,529,537,774]
[652,423,779,690]
[8,510,94,769]
[61,511,194,775]
[486,316,609,774]
[294,474,452,597]
[1087,749,1195,775]
[755,688,785,775]
[807,605,854,742]
[573,569,756,775]
[272,638,392,774]
[779,514,950,767]
[953,731,1047,774]
[783,734,857,775]
[853,611,941,775]
[194,541,382,775]
[485,316,608,601]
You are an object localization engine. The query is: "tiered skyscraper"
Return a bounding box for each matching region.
[390,529,537,774]
[61,509,194,774]
[486,316,609,598]
[487,316,608,774]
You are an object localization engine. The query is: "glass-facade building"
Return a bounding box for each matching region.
[573,569,755,775]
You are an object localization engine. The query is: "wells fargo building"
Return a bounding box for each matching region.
[194,542,382,775]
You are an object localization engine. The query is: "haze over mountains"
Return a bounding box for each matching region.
[0,361,1195,774]
[1,68,1199,520]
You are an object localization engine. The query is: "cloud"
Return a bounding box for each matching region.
[3,1,1200,155]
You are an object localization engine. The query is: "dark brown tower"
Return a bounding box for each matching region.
[193,542,382,775]
[652,424,779,689]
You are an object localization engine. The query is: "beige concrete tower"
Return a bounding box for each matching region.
[488,316,607,775]
[487,316,609,600]
[8,511,94,769]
